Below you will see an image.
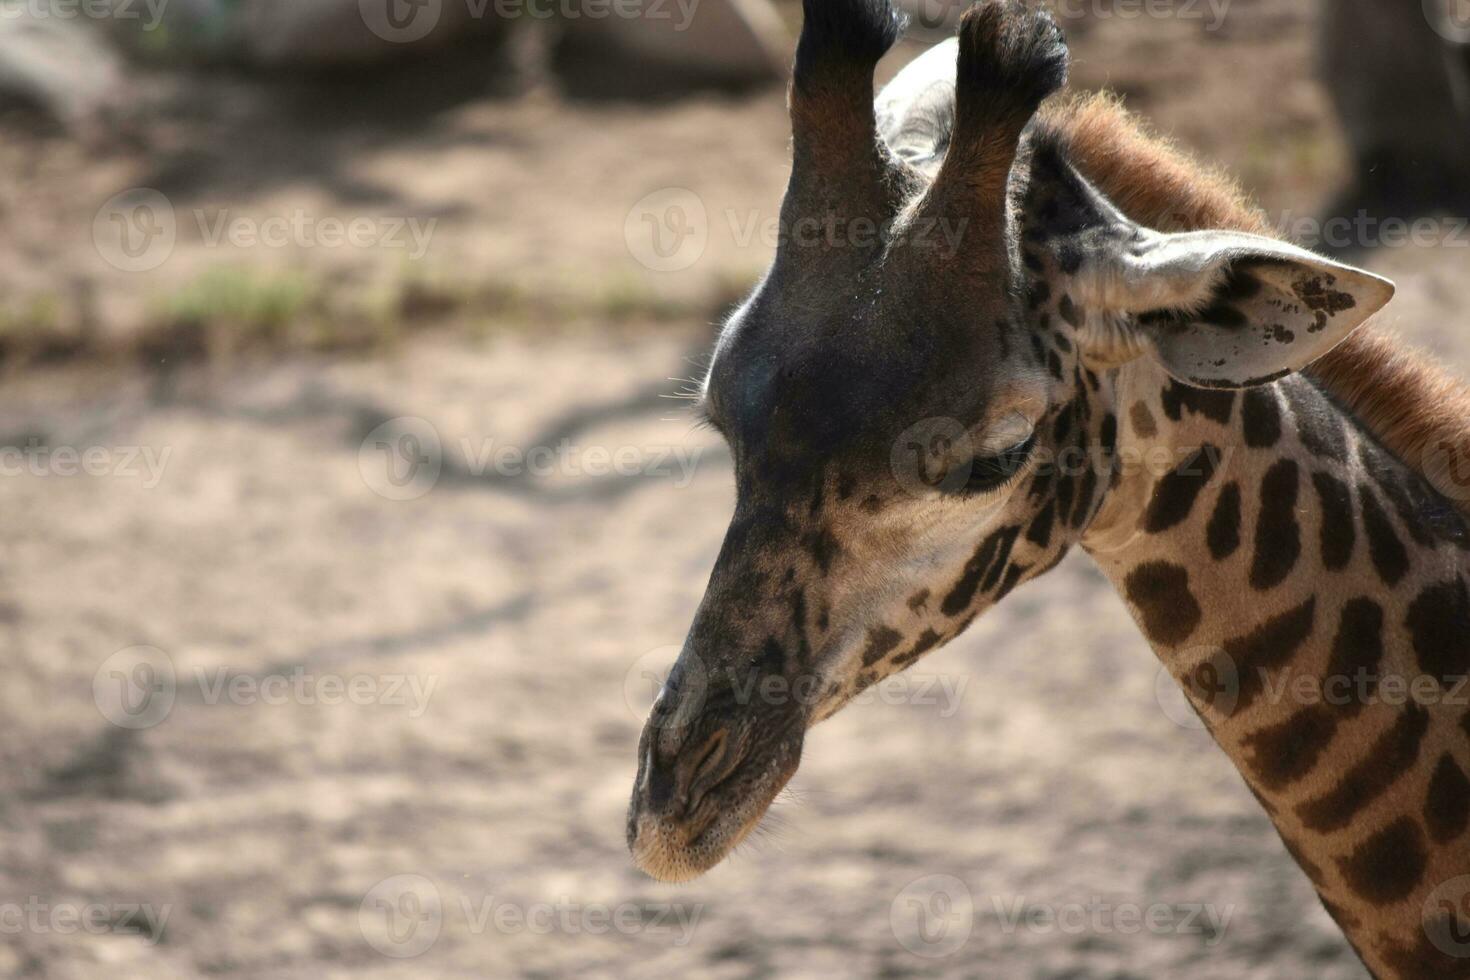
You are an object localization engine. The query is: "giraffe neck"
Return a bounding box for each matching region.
[1081,357,1470,978]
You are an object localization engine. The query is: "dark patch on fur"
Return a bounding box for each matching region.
[1311,472,1355,571]
[1161,381,1235,426]
[941,524,1021,616]
[1426,752,1470,843]
[1298,704,1430,833]
[1283,377,1349,461]
[1124,561,1201,646]
[1143,445,1219,533]
[1334,816,1427,906]
[1240,388,1282,448]
[1360,485,1410,586]
[1250,460,1301,591]
[1242,705,1338,791]
[1325,598,1384,718]
[1405,576,1470,688]
[861,625,903,667]
[1130,401,1157,439]
[1226,597,1317,714]
[1206,482,1242,560]
[1027,500,1057,548]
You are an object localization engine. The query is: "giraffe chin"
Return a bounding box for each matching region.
[629,735,802,883]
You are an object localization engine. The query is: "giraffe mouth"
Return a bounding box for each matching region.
[627,725,804,883]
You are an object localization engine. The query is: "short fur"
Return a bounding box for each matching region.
[1038,92,1470,517]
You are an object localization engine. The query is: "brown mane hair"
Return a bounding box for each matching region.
[1038,92,1470,517]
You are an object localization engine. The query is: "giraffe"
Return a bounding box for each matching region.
[625,1,1470,974]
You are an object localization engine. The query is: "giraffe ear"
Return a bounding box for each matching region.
[1073,230,1395,389]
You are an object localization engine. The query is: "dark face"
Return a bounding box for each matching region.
[626,0,1079,883]
[624,209,1088,882]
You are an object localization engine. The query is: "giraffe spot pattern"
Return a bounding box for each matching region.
[861,626,903,668]
[1026,500,1057,548]
[1225,597,1317,714]
[891,628,942,669]
[1284,378,1349,461]
[1426,751,1470,843]
[1335,816,1428,906]
[1058,294,1082,328]
[1297,703,1430,833]
[1242,705,1338,791]
[1161,382,1235,426]
[1241,388,1282,448]
[1206,482,1241,560]
[994,563,1028,601]
[1124,562,1202,647]
[1325,598,1385,717]
[1405,576,1470,687]
[1359,485,1410,586]
[1251,460,1301,591]
[1071,464,1098,529]
[1143,445,1220,534]
[1278,832,1328,889]
[1130,401,1158,439]
[940,525,1021,617]
[1311,471,1356,570]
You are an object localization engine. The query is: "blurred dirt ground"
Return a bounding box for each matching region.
[2,1,1468,977]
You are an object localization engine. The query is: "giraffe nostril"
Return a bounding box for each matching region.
[646,751,677,810]
[641,727,733,818]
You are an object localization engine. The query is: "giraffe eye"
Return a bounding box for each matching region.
[962,433,1037,494]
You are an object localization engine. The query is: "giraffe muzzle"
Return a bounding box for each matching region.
[627,700,804,883]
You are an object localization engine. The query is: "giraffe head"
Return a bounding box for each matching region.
[627,0,1394,883]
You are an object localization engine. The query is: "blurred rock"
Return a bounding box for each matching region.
[1320,0,1470,212]
[124,0,786,81]
[0,11,126,129]
[130,0,508,67]
[561,0,787,86]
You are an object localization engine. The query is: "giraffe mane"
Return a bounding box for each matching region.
[1037,91,1470,518]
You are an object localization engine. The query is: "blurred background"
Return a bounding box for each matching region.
[1,0,1467,976]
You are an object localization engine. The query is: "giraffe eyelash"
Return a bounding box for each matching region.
[961,433,1037,495]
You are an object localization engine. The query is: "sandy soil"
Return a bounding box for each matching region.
[1,1,1467,977]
